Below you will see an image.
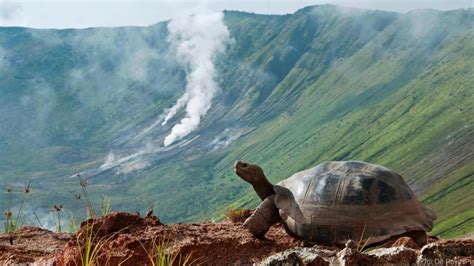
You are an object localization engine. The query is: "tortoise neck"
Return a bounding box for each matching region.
[252,173,275,200]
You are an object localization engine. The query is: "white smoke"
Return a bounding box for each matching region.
[161,92,189,126]
[210,128,244,151]
[163,9,229,146]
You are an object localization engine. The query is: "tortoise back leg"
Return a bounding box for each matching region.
[408,230,428,247]
[243,195,280,238]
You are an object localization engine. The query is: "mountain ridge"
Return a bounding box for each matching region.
[0,5,472,238]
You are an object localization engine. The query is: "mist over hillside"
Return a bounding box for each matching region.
[0,5,472,237]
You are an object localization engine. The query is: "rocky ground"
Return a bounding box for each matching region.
[0,227,70,265]
[0,212,473,265]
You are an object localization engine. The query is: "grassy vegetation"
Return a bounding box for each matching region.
[0,6,472,238]
[224,208,252,223]
[188,8,473,237]
[138,236,198,266]
[2,181,32,233]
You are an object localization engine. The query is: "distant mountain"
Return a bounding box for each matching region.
[0,5,472,238]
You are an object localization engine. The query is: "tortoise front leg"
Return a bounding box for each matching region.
[243,195,280,238]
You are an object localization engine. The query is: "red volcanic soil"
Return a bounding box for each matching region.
[58,212,302,265]
[0,226,71,265]
[1,212,301,265]
[0,212,472,265]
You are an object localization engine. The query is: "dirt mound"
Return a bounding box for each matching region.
[0,212,472,265]
[58,212,301,265]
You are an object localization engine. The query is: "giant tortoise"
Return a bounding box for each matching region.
[234,160,436,246]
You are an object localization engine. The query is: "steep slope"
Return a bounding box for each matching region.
[214,8,474,238]
[0,6,472,238]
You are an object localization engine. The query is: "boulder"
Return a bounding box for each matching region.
[259,246,337,266]
[417,239,474,265]
[366,246,418,265]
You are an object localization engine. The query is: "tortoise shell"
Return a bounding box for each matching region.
[274,161,436,245]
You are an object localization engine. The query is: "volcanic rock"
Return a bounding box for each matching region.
[391,236,420,249]
[366,246,418,265]
[0,227,71,265]
[57,212,302,265]
[1,212,473,265]
[417,238,474,265]
[259,246,337,265]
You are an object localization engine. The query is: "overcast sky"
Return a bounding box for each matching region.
[0,0,472,29]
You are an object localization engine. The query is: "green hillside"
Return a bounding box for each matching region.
[0,5,472,238]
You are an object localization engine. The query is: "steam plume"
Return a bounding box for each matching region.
[161,92,189,126]
[163,9,229,146]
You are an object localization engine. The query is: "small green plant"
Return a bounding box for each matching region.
[77,221,104,266]
[137,236,201,266]
[3,181,32,233]
[78,174,96,218]
[32,212,44,228]
[100,195,111,217]
[65,188,84,233]
[51,204,64,233]
[68,212,78,233]
[67,175,112,232]
[3,210,14,233]
[76,219,132,266]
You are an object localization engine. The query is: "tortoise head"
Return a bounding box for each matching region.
[234,161,265,184]
[234,161,275,200]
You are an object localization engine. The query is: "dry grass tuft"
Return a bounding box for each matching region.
[224,208,253,223]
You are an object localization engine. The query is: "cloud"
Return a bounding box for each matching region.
[0,1,21,20]
[0,1,22,24]
[162,8,230,146]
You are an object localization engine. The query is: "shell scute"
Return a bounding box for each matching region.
[341,175,375,205]
[304,172,341,205]
[377,179,398,204]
